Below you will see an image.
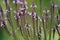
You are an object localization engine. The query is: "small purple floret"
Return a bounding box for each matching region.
[37,32,41,38]
[36,14,38,20]
[44,9,49,18]
[1,21,6,27]
[25,23,30,28]
[32,12,34,17]
[57,15,60,20]
[19,26,23,30]
[22,5,26,10]
[14,0,17,4]
[42,18,44,23]
[20,0,24,3]
[7,6,10,13]
[4,0,8,6]
[51,3,54,9]
[58,8,60,14]
[0,6,3,14]
[19,11,22,16]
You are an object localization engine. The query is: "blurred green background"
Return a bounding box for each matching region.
[0,0,60,40]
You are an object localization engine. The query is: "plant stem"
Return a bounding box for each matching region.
[0,5,10,35]
[42,17,47,40]
[49,0,54,40]
[40,0,42,18]
[53,27,55,40]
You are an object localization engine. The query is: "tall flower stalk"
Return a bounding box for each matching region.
[40,0,42,18]
[49,0,55,40]
[53,27,55,40]
[42,17,47,40]
[37,27,41,40]
[0,5,10,35]
[4,0,18,40]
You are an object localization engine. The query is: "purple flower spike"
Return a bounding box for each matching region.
[15,15,19,20]
[51,1,54,9]
[31,12,36,18]
[7,6,11,13]
[0,6,4,15]
[20,0,24,2]
[51,3,54,8]
[57,15,60,20]
[13,0,17,4]
[19,26,23,36]
[30,0,37,9]
[37,32,41,39]
[22,4,26,10]
[1,21,11,35]
[42,17,44,24]
[32,12,34,17]
[4,0,9,6]
[56,24,60,36]
[25,23,30,28]
[32,2,35,9]
[38,27,41,33]
[44,9,49,19]
[44,9,49,14]
[1,21,5,27]
[36,14,38,20]
[56,24,58,28]
[17,11,23,16]
[3,21,5,25]
[31,2,37,9]
[20,0,24,3]
[19,26,23,31]
[4,0,7,4]
[19,11,22,16]
[50,1,55,14]
[58,7,60,14]
[0,16,2,19]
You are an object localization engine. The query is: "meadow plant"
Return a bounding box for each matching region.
[0,0,60,40]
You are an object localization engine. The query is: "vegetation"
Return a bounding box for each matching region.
[0,0,60,40]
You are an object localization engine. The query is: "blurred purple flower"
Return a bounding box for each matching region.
[17,10,23,16]
[22,4,26,10]
[13,0,17,4]
[55,24,60,36]
[20,0,24,4]
[57,24,60,27]
[43,9,49,14]
[57,15,60,20]
[58,7,60,14]
[25,23,31,29]
[7,6,11,13]
[42,17,44,24]
[31,12,36,18]
[36,14,38,20]
[20,0,24,2]
[0,6,4,16]
[38,27,41,33]
[0,15,1,19]
[30,2,37,9]
[37,32,41,39]
[51,2,54,9]
[4,0,9,6]
[43,9,49,19]
[15,15,19,20]
[19,26,23,31]
[32,12,34,17]
[18,11,22,16]
[1,21,5,27]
